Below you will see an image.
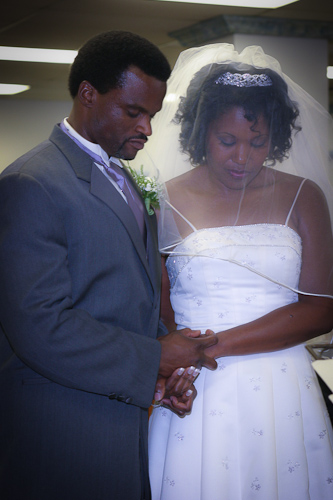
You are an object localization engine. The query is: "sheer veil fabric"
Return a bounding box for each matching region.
[133,44,333,500]
[132,43,333,299]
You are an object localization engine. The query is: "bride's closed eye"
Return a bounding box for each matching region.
[251,135,269,148]
[218,135,236,146]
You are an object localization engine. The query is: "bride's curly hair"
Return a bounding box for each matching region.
[174,62,301,167]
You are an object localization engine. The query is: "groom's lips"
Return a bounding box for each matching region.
[127,134,148,151]
[128,138,146,151]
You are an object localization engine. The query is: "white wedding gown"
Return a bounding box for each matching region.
[149,199,333,499]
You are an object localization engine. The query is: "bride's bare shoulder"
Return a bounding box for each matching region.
[274,170,324,198]
[273,170,303,186]
[274,171,330,230]
[166,168,199,195]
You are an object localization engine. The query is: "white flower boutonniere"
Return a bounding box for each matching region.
[127,164,161,215]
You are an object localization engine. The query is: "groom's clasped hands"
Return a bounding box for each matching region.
[154,328,217,416]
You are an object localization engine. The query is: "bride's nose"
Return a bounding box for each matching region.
[232,143,250,165]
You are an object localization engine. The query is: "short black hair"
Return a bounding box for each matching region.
[174,62,300,166]
[68,30,171,98]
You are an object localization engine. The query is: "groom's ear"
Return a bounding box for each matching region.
[77,81,98,108]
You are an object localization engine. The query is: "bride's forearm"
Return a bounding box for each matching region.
[205,297,333,358]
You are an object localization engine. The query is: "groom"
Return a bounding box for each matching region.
[0,31,217,500]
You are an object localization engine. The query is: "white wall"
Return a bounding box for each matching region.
[0,99,71,172]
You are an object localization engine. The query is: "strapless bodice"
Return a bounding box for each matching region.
[166,224,302,331]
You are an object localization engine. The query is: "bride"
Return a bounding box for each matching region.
[135,44,333,499]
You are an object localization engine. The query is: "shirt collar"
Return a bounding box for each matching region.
[62,118,123,168]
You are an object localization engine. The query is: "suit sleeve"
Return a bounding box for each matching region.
[0,171,162,408]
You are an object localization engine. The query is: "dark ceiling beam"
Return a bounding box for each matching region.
[169,15,333,47]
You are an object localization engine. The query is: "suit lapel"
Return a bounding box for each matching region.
[121,163,161,293]
[145,209,161,293]
[90,165,150,272]
[50,125,93,182]
[50,125,160,294]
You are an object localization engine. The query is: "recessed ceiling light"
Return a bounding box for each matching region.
[327,67,333,80]
[154,0,299,7]
[0,46,77,64]
[0,83,31,95]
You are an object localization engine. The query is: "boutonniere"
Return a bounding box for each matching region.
[126,163,161,215]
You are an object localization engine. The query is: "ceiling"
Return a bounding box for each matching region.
[1,0,333,104]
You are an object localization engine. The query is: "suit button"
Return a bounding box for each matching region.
[108,393,117,399]
[118,395,133,404]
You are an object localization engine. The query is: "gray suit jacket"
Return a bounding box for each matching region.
[0,125,167,499]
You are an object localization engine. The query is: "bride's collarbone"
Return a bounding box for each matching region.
[170,177,301,229]
[173,196,294,229]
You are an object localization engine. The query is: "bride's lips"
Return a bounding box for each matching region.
[228,169,247,179]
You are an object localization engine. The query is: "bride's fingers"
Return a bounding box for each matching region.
[170,386,197,414]
[153,367,197,404]
[160,392,194,417]
[165,366,201,396]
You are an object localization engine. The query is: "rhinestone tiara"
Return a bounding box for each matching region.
[215,72,273,87]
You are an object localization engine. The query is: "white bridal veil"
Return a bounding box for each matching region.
[132,43,333,299]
